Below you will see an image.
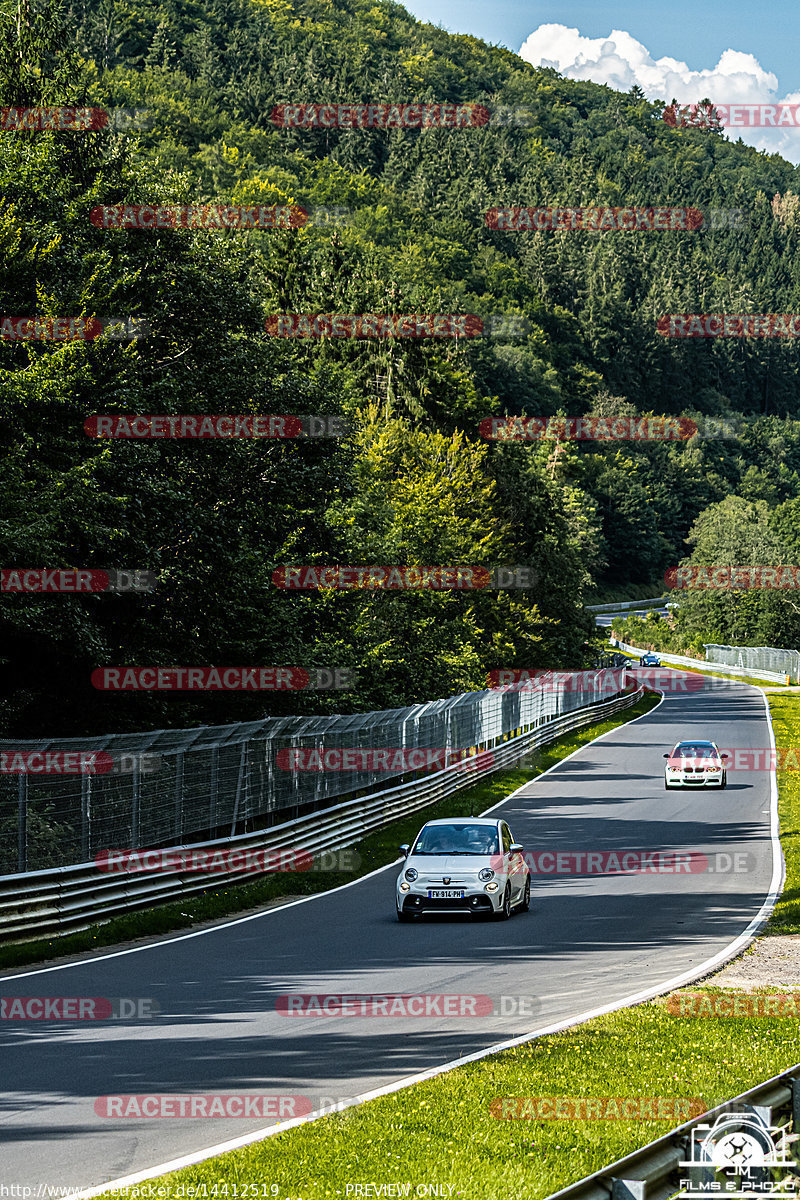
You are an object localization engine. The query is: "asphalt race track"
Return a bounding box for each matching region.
[0,674,781,1192]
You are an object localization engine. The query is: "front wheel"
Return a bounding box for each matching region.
[720,773,727,790]
[397,908,415,923]
[493,885,512,921]
[516,877,531,913]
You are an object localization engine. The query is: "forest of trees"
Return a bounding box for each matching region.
[2,0,800,737]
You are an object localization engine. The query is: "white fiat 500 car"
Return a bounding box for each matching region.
[663,740,729,789]
[395,817,530,922]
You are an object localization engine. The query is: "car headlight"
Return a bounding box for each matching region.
[404,868,418,882]
[478,867,494,882]
[484,882,499,892]
[705,765,719,772]
[399,882,411,892]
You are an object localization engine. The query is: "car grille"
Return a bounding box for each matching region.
[402,894,492,913]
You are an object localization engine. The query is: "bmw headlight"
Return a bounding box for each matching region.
[404,868,418,882]
[478,867,494,882]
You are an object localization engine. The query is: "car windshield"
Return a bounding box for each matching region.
[412,824,499,855]
[674,744,716,758]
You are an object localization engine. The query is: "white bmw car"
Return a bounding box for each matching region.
[395,817,530,922]
[663,740,729,789]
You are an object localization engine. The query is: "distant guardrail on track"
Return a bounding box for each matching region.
[611,640,788,683]
[585,597,668,613]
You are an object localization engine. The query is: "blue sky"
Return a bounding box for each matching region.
[402,0,800,159]
[402,0,798,92]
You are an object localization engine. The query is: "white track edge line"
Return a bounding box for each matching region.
[1,688,652,980]
[69,680,785,1198]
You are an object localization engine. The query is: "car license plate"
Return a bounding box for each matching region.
[427,889,465,899]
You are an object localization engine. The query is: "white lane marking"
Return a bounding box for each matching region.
[0,860,399,980]
[1,690,664,981]
[481,689,666,810]
[66,683,784,1198]
[71,793,784,1200]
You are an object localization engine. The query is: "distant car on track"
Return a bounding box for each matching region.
[640,652,661,666]
[396,817,530,922]
[663,740,728,789]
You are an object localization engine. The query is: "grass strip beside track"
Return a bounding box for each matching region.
[766,691,800,934]
[660,663,790,689]
[0,694,659,971]
[93,692,800,1199]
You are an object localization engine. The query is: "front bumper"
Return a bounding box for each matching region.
[665,771,723,786]
[397,891,497,915]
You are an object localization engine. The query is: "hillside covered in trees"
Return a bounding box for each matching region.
[2,0,800,736]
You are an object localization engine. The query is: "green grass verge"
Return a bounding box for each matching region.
[99,993,800,1200]
[766,692,800,934]
[0,693,659,972]
[664,663,790,689]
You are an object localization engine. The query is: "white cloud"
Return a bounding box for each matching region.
[518,24,800,160]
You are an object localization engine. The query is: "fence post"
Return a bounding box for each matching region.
[230,742,247,836]
[131,759,141,849]
[209,745,219,835]
[174,751,184,841]
[17,774,27,873]
[81,773,92,860]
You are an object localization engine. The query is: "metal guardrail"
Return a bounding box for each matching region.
[0,685,644,941]
[611,640,788,683]
[594,651,630,669]
[2,669,623,874]
[586,597,668,614]
[545,1063,800,1200]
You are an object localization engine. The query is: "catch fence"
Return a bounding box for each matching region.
[1,670,628,874]
[705,644,800,683]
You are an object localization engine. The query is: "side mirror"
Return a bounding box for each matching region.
[721,753,729,760]
[663,753,670,758]
[510,843,524,854]
[400,844,410,858]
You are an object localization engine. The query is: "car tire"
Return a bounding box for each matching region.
[397,908,415,923]
[493,885,512,921]
[516,877,531,913]
[720,773,727,790]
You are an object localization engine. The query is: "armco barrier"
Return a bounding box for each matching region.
[611,640,788,683]
[585,596,667,613]
[0,685,642,941]
[2,669,628,874]
[544,1063,800,1200]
